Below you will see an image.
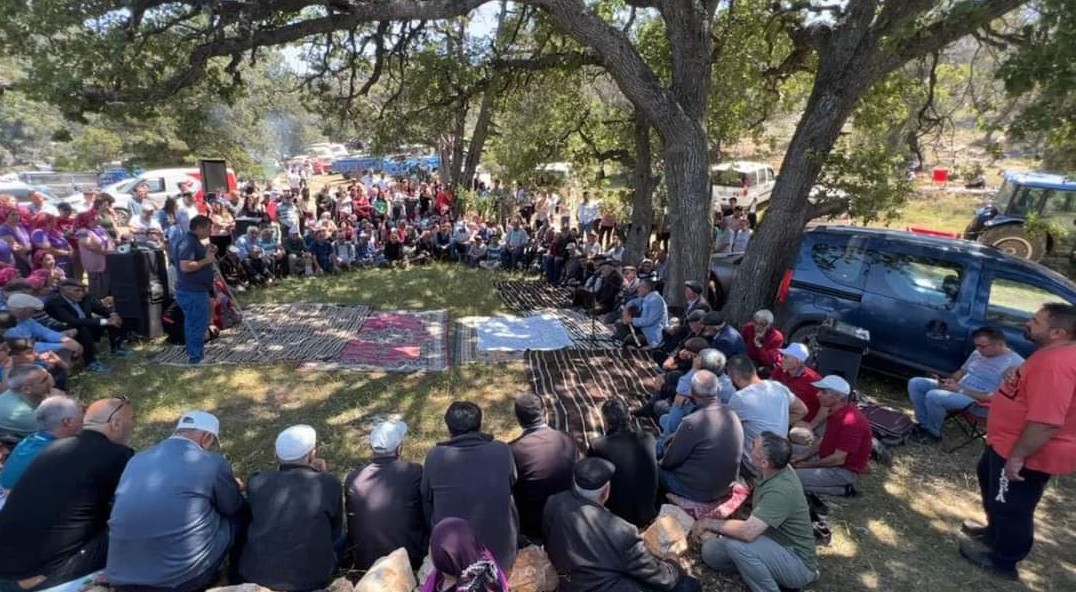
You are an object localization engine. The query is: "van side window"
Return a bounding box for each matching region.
[987,278,1070,328]
[873,253,963,307]
[811,238,869,288]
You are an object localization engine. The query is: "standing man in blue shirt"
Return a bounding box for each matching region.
[175,216,217,365]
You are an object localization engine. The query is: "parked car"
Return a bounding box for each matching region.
[963,170,1076,263]
[710,161,776,211]
[63,167,237,222]
[710,225,1076,375]
[0,181,61,203]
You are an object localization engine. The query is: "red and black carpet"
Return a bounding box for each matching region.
[526,349,659,449]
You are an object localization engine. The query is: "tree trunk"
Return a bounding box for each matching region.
[625,114,654,264]
[662,123,712,308]
[460,77,500,190]
[724,82,869,323]
[446,106,467,187]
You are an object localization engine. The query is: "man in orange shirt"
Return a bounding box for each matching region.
[960,303,1076,581]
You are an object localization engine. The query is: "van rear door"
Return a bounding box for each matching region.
[780,232,868,332]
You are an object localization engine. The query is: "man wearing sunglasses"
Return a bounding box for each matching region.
[0,397,135,592]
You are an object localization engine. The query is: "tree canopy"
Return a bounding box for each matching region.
[2,0,1051,315]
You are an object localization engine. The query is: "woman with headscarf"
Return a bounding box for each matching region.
[420,518,508,592]
[75,210,115,299]
[0,203,33,275]
[27,251,65,294]
[30,212,74,276]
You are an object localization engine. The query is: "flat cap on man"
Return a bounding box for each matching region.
[574,457,616,491]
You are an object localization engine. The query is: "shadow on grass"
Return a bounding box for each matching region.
[66,263,1076,592]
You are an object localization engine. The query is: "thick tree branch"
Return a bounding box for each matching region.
[878,0,1027,72]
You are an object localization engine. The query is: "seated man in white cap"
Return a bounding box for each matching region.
[2,293,82,357]
[770,342,825,445]
[106,411,245,592]
[238,425,342,592]
[791,376,873,496]
[345,418,427,571]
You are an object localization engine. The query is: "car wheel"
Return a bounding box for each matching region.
[981,225,1046,261]
[789,323,821,344]
[788,323,822,365]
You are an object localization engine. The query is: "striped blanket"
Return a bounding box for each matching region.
[495,280,573,311]
[536,309,621,350]
[527,349,660,449]
[150,303,371,365]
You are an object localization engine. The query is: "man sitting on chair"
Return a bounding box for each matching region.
[906,326,1023,443]
[616,279,668,348]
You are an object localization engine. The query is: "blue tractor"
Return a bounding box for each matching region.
[963,171,1076,265]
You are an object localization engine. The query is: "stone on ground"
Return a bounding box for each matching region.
[642,504,696,558]
[415,554,435,586]
[508,545,559,592]
[355,547,416,592]
[207,585,272,592]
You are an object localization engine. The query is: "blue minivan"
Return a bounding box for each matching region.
[766,226,1076,375]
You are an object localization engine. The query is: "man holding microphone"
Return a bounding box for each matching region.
[175,215,217,365]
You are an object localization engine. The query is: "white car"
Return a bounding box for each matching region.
[0,181,62,206]
[711,161,777,210]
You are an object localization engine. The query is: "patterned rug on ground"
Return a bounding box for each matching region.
[536,308,622,350]
[303,309,449,372]
[150,303,371,365]
[453,319,526,365]
[526,349,660,449]
[453,309,620,366]
[495,280,573,311]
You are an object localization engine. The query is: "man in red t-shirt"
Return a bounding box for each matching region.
[960,303,1076,581]
[791,375,872,496]
[772,342,824,445]
[741,309,784,373]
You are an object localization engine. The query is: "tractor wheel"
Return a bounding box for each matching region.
[980,225,1047,261]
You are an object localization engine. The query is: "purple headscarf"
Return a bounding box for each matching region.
[422,518,508,592]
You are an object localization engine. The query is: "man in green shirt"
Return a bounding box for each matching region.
[692,431,818,592]
[0,365,55,439]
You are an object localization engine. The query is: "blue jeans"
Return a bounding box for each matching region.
[907,376,980,436]
[176,290,210,364]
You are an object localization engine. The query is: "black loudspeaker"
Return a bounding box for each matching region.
[199,159,229,194]
[814,321,870,389]
[107,249,171,339]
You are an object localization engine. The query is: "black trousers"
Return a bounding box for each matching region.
[74,324,122,364]
[0,530,108,592]
[977,446,1051,570]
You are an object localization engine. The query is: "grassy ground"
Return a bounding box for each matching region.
[70,266,1074,592]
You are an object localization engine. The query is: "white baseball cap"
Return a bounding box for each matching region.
[275,424,317,462]
[779,342,810,363]
[369,419,408,453]
[176,410,220,437]
[7,293,44,310]
[811,375,851,397]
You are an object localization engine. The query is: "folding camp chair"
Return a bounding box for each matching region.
[944,400,990,453]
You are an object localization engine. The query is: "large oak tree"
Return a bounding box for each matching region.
[2,0,1026,310]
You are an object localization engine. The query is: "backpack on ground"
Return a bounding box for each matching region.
[857,400,915,448]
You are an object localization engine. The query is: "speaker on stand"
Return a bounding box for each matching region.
[108,249,171,340]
